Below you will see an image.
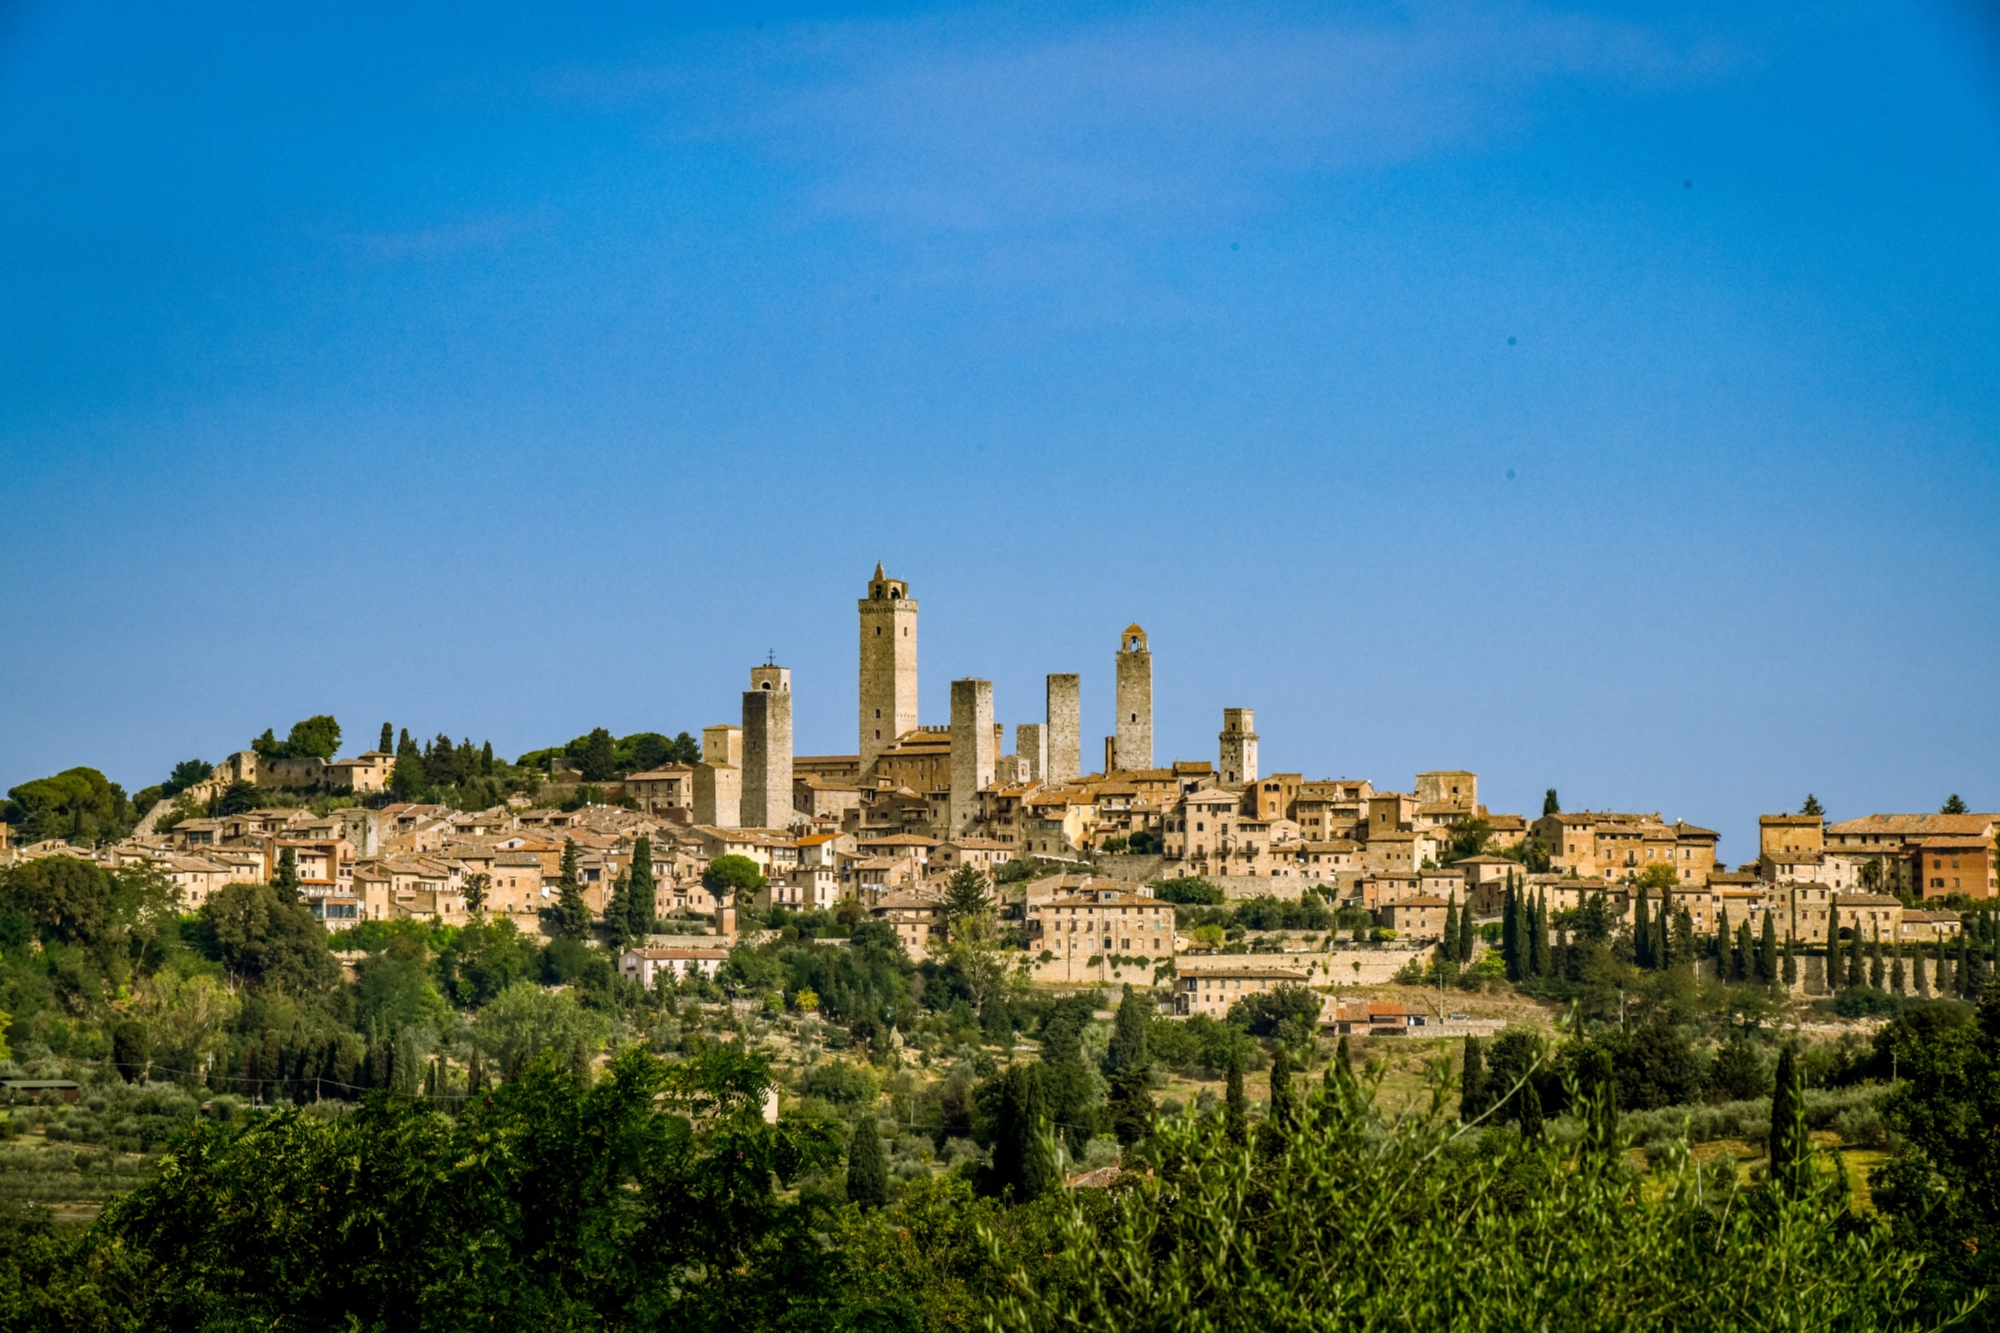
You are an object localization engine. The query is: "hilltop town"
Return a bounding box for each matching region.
[3,564,1991,1011]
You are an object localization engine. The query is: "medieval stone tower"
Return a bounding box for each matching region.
[949,678,995,835]
[693,723,742,828]
[1113,625,1153,772]
[1219,708,1258,787]
[1046,673,1081,783]
[742,664,793,829]
[858,564,918,778]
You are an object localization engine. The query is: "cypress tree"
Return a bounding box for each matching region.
[555,838,591,939]
[846,1117,890,1209]
[1961,934,1978,999]
[1890,939,1905,995]
[1674,907,1695,967]
[1502,878,1521,981]
[628,835,656,939]
[467,1047,486,1096]
[1768,1043,1809,1199]
[1715,908,1732,982]
[1758,912,1778,984]
[1782,934,1797,988]
[1456,896,1475,964]
[1735,920,1754,984]
[1656,888,1675,968]
[604,873,634,952]
[1869,925,1886,990]
[1266,1043,1296,1137]
[1518,1078,1544,1141]
[1224,1048,1248,1146]
[1634,887,1653,970]
[1914,944,1929,998]
[271,847,300,904]
[1460,1036,1487,1122]
[570,1037,591,1085]
[1937,945,1954,999]
[1443,897,1460,971]
[1846,918,1865,990]
[1525,893,1545,979]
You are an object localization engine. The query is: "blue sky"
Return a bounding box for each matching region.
[2,0,1997,857]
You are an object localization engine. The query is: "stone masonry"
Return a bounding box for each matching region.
[1220,707,1258,786]
[694,723,742,828]
[858,564,918,778]
[1016,722,1047,782]
[949,678,995,835]
[1046,673,1081,783]
[1114,625,1153,772]
[742,664,793,829]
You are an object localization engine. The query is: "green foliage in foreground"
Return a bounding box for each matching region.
[992,1063,1965,1333]
[0,1038,1972,1332]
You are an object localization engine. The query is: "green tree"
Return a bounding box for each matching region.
[195,882,339,993]
[378,722,394,753]
[1542,788,1560,816]
[1869,924,1886,990]
[1455,895,1475,964]
[1801,794,1825,816]
[579,727,618,783]
[604,873,636,952]
[470,980,608,1080]
[282,715,342,761]
[1501,878,1521,981]
[1224,1049,1248,1146]
[1849,918,1867,990]
[2,767,136,845]
[161,759,214,799]
[271,847,300,904]
[1151,876,1224,906]
[1912,944,1929,997]
[627,835,656,939]
[990,1063,1058,1203]
[1459,1037,1487,1122]
[462,872,490,916]
[553,839,591,940]
[702,855,764,906]
[846,1116,890,1209]
[1942,794,1969,815]
[1633,885,1653,969]
[1104,986,1149,1077]
[1,854,114,943]
[1266,1042,1296,1134]
[942,864,992,933]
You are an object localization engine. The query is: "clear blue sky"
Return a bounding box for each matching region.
[3,0,1997,858]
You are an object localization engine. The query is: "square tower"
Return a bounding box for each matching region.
[1046,673,1081,783]
[742,664,793,830]
[1219,708,1258,786]
[1113,624,1152,773]
[949,679,995,835]
[858,564,919,778]
[1015,722,1047,782]
[694,724,742,828]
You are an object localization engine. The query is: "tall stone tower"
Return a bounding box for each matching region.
[1219,708,1258,787]
[1046,673,1081,783]
[1113,625,1153,772]
[1015,723,1047,782]
[693,724,742,828]
[858,564,919,779]
[742,664,793,829]
[949,679,995,835]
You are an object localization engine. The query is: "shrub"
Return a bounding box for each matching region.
[1152,878,1224,906]
[800,1060,881,1107]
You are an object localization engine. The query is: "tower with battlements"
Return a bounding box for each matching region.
[858,565,919,778]
[1113,625,1153,772]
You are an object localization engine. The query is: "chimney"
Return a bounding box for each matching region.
[719,906,738,939]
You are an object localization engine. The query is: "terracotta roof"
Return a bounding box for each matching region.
[1828,814,1997,836]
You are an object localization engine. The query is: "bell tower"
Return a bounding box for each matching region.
[858,564,918,777]
[1113,624,1152,772]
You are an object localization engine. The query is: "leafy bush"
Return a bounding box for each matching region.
[800,1060,881,1107]
[1152,877,1224,906]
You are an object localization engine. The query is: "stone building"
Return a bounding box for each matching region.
[1015,722,1047,782]
[1219,708,1258,786]
[1415,771,1477,811]
[1046,673,1081,784]
[742,664,794,830]
[693,724,742,829]
[948,678,995,836]
[858,565,919,778]
[1113,625,1152,772]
